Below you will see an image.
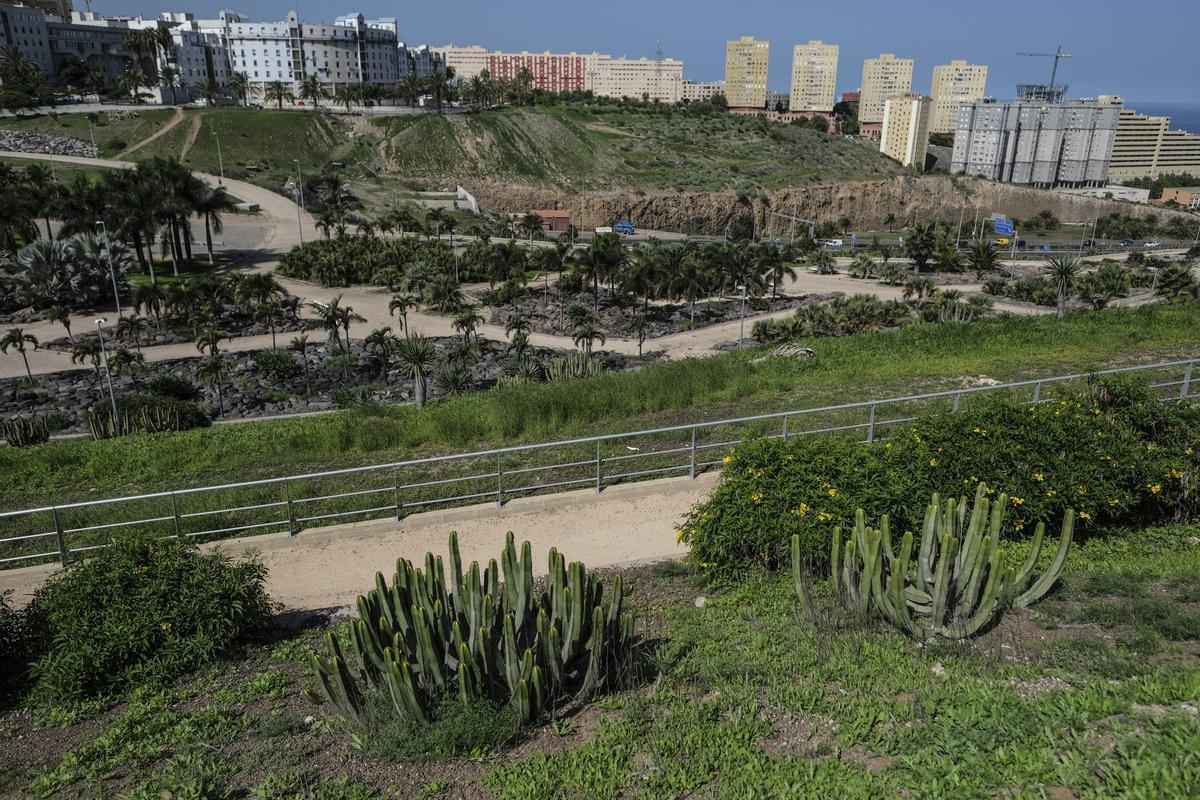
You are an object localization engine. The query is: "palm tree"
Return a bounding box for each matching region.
[966,240,1000,279]
[1,328,38,382]
[425,208,446,240]
[363,326,395,377]
[116,314,149,352]
[1045,254,1082,319]
[133,283,165,327]
[263,80,293,109]
[108,347,145,377]
[519,212,543,242]
[190,183,237,263]
[571,320,606,356]
[299,75,327,109]
[664,253,709,323]
[631,312,648,357]
[228,72,250,107]
[808,249,837,275]
[392,333,437,406]
[849,252,875,280]
[398,72,424,108]
[389,293,419,333]
[71,337,102,377]
[905,222,937,273]
[453,308,484,344]
[45,305,74,342]
[195,327,225,357]
[758,244,796,297]
[289,334,312,396]
[117,66,150,104]
[196,354,229,415]
[426,67,453,112]
[194,78,221,105]
[158,65,181,104]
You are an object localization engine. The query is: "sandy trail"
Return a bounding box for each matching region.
[0,474,715,612]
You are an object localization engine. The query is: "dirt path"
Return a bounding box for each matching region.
[117,107,185,158]
[0,474,715,611]
[178,113,204,161]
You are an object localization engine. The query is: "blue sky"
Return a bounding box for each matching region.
[100,0,1198,103]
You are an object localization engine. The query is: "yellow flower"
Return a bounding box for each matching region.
[784,454,795,462]
[1046,489,1057,497]
[1091,408,1101,415]
[1014,521,1025,531]
[1077,486,1088,496]
[1108,498,1120,506]
[1011,496,1025,505]
[791,503,811,517]
[1079,511,1092,520]
[929,458,939,467]
[885,442,892,449]
[1149,484,1162,495]
[1169,469,1184,480]
[970,475,978,483]
[1186,447,1194,456]
[827,488,838,498]
[722,455,734,466]
[1033,472,1044,482]
[160,622,172,631]
[817,512,834,522]
[973,427,984,434]
[676,530,686,543]
[751,492,764,504]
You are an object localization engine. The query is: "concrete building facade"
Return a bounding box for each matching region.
[1158,187,1200,209]
[859,53,913,124]
[788,40,837,113]
[1098,96,1200,180]
[681,79,722,103]
[879,93,932,169]
[723,35,768,109]
[929,59,987,134]
[951,99,1120,188]
[587,54,683,103]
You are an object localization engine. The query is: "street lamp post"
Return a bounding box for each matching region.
[213,129,224,184]
[95,221,122,317]
[94,319,118,420]
[1148,267,1160,303]
[293,159,305,244]
[737,283,747,349]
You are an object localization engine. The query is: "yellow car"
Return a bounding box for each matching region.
[995,237,1010,246]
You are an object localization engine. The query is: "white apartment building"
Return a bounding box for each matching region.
[586,54,682,103]
[681,79,723,103]
[951,99,1119,188]
[880,93,932,169]
[200,10,400,90]
[929,59,988,134]
[400,42,443,77]
[789,40,837,113]
[859,53,914,124]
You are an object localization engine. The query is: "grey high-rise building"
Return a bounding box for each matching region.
[951,99,1119,189]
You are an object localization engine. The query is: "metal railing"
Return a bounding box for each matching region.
[1,357,1195,568]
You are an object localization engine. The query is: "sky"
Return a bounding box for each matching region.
[95,0,1200,104]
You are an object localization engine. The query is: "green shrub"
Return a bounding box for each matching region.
[254,350,302,384]
[1,590,41,704]
[26,535,271,703]
[365,695,520,761]
[148,373,200,402]
[682,377,1200,575]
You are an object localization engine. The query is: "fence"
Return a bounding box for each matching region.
[1,358,1195,568]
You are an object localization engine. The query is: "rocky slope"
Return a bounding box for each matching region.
[469,175,1191,236]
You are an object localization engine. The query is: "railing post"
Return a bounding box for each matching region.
[595,441,602,494]
[496,453,504,508]
[170,492,182,539]
[394,483,405,522]
[1181,362,1194,400]
[782,415,789,440]
[952,391,962,413]
[51,506,68,568]
[866,403,877,444]
[1032,381,1042,404]
[689,429,697,480]
[284,478,298,536]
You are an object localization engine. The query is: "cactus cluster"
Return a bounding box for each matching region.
[86,405,182,439]
[308,532,635,725]
[1,415,51,447]
[793,483,1074,640]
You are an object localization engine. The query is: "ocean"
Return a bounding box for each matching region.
[1127,102,1200,134]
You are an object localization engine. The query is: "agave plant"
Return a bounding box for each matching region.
[794,483,1073,640]
[308,533,635,726]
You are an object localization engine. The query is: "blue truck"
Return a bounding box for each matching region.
[613,220,635,236]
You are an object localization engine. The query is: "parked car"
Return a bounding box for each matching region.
[821,238,844,247]
[1118,240,1135,247]
[1143,240,1162,248]
[614,221,635,236]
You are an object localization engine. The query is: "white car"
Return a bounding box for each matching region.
[821,238,844,247]
[1143,241,1161,248]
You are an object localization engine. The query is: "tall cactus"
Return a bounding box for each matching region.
[308,531,635,726]
[794,483,1073,640]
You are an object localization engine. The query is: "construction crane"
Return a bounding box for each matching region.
[1017,46,1073,95]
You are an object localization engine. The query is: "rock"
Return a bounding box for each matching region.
[931,662,945,677]
[694,596,707,609]
[0,130,98,158]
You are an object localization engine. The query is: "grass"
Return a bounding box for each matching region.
[5,521,1198,798]
[3,304,1199,513]
[373,105,904,192]
[0,108,176,155]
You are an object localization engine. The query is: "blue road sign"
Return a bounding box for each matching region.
[993,218,1014,236]
[1043,244,1051,252]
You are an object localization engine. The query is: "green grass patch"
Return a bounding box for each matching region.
[0,108,176,153]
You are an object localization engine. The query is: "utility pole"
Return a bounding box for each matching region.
[94,319,118,420]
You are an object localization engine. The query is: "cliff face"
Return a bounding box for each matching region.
[467,177,1189,237]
